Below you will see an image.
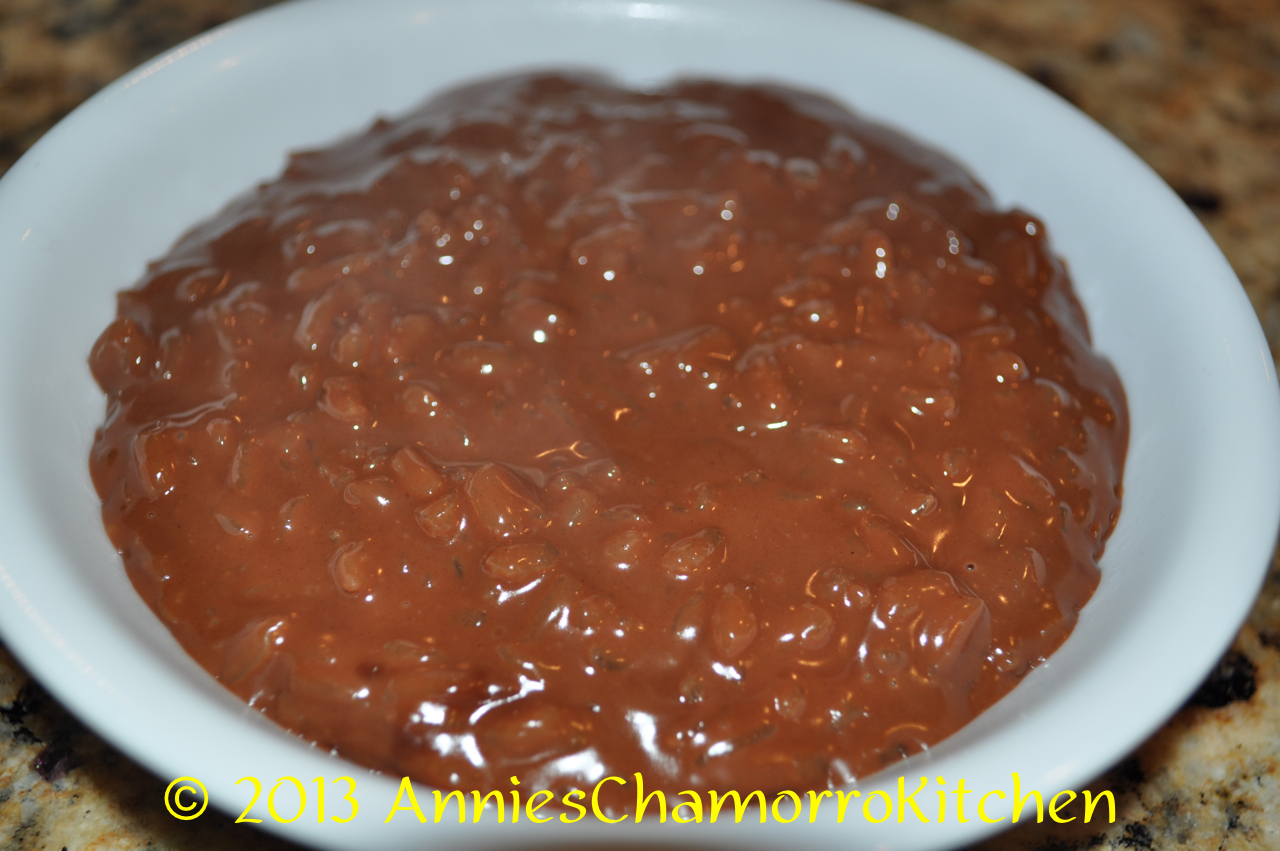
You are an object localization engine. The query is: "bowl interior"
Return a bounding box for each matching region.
[0,1,1276,848]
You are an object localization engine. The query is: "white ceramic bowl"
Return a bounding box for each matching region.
[1,0,1276,848]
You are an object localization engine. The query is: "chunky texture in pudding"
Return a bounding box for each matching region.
[89,74,1127,805]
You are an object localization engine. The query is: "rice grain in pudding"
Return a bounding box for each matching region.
[88,73,1127,808]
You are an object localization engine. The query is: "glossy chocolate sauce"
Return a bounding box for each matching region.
[89,74,1127,806]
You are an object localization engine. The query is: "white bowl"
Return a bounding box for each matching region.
[1,0,1276,848]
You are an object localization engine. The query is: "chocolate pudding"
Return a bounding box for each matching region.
[88,73,1127,807]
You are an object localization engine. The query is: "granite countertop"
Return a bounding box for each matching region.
[1,0,1278,848]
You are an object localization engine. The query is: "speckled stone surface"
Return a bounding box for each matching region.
[1,0,1279,848]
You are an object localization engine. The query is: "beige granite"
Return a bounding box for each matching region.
[1,0,1279,848]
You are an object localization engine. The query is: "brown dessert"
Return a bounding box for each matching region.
[88,73,1127,807]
